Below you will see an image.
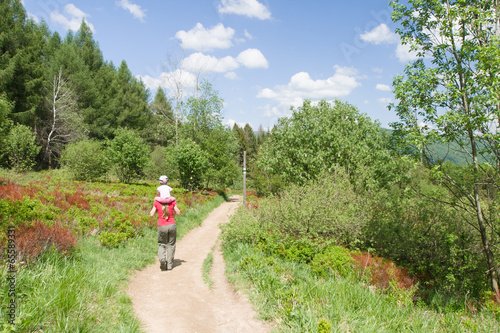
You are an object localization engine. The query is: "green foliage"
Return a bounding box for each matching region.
[201,125,240,188]
[180,81,239,188]
[143,145,173,180]
[309,246,354,278]
[221,169,372,260]
[258,99,394,193]
[223,242,500,332]
[390,0,500,296]
[0,95,13,163]
[363,166,490,303]
[143,89,175,146]
[202,252,214,289]
[4,124,41,171]
[0,1,46,125]
[60,139,109,181]
[98,231,129,248]
[173,139,208,190]
[317,318,332,333]
[106,128,150,183]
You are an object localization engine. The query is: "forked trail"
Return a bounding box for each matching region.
[126,196,271,333]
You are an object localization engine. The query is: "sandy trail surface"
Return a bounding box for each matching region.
[126,196,271,333]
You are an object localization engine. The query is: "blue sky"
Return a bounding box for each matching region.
[22,0,418,130]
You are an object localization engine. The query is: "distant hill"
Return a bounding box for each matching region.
[381,127,489,166]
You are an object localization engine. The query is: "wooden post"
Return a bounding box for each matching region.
[243,151,246,205]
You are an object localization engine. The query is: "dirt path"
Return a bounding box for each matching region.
[126,196,271,333]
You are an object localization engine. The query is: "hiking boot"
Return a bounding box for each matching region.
[160,260,167,271]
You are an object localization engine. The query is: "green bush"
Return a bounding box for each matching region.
[173,139,208,190]
[0,198,55,231]
[317,318,332,333]
[309,246,354,278]
[143,145,175,180]
[363,169,490,304]
[0,94,13,165]
[98,217,136,248]
[98,231,129,248]
[60,139,109,181]
[5,124,41,171]
[107,128,150,183]
[222,168,372,266]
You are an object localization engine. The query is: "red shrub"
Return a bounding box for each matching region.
[246,190,257,197]
[65,192,91,210]
[184,197,193,207]
[0,184,25,201]
[351,252,415,290]
[16,221,78,263]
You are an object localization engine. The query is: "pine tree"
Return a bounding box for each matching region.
[0,0,46,126]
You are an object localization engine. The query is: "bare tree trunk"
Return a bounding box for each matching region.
[40,69,63,169]
[470,131,500,302]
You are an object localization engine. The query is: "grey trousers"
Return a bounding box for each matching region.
[158,224,176,269]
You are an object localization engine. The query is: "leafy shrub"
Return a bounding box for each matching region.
[283,242,316,263]
[317,318,332,333]
[220,205,265,248]
[98,219,136,247]
[16,221,77,262]
[363,187,488,301]
[309,246,354,278]
[60,139,109,181]
[106,128,150,183]
[172,139,208,190]
[5,124,41,171]
[256,99,394,191]
[143,145,173,180]
[0,198,52,230]
[222,168,372,270]
[98,231,129,248]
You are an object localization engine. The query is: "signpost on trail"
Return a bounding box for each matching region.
[243,151,246,205]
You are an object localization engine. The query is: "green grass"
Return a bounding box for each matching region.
[222,242,500,333]
[202,250,215,289]
[1,233,154,332]
[0,188,227,332]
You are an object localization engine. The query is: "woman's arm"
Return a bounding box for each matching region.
[149,205,157,217]
[173,205,180,215]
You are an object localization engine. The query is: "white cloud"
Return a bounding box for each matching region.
[218,0,271,20]
[225,72,239,80]
[258,65,361,116]
[378,97,394,104]
[50,4,94,32]
[27,11,40,22]
[137,69,197,95]
[226,119,247,129]
[236,48,269,69]
[395,43,419,62]
[376,84,391,91]
[244,29,253,39]
[178,49,267,74]
[137,74,161,91]
[175,23,235,51]
[261,103,290,118]
[116,0,146,22]
[183,52,239,73]
[360,23,398,45]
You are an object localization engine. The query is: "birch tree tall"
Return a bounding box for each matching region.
[40,68,87,168]
[390,0,500,300]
